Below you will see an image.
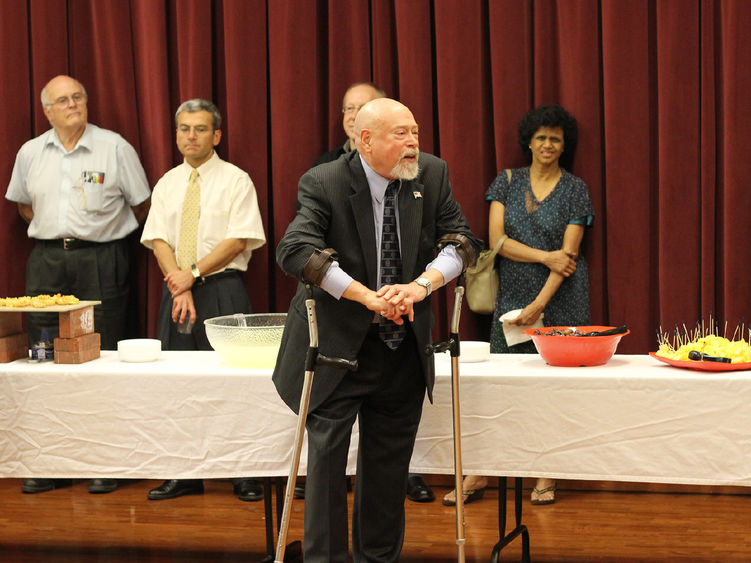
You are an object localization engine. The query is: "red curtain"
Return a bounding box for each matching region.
[2,0,750,353]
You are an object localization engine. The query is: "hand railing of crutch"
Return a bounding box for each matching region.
[274,283,358,563]
[425,273,468,563]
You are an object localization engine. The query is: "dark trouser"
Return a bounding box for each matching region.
[304,326,425,563]
[26,239,130,350]
[157,270,250,351]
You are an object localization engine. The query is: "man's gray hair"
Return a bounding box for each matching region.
[175,99,222,130]
[41,78,87,107]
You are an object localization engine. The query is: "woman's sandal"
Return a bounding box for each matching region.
[442,487,486,507]
[530,484,556,505]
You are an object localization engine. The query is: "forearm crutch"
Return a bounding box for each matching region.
[426,275,467,563]
[274,284,357,563]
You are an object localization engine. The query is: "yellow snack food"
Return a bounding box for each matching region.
[0,294,79,308]
[656,334,751,364]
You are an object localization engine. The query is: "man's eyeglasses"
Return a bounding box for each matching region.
[47,92,87,108]
[342,104,364,115]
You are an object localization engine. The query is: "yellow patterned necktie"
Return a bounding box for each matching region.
[177,168,200,269]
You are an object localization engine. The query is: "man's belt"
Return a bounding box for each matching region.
[196,269,241,285]
[36,238,109,251]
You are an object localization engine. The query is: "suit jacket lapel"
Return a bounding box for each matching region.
[348,157,378,289]
[398,179,424,280]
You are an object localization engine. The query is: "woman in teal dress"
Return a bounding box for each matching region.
[443,105,593,507]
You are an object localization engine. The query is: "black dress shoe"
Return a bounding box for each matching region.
[233,478,263,502]
[21,478,72,494]
[406,474,435,503]
[147,479,204,500]
[89,478,118,494]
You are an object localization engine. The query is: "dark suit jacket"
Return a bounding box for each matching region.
[312,142,348,167]
[273,150,479,414]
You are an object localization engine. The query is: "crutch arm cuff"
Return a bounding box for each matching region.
[436,234,478,269]
[302,247,339,286]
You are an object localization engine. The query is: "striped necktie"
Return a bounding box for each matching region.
[177,168,200,269]
[378,180,407,349]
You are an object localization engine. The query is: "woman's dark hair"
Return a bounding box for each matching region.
[518,104,578,170]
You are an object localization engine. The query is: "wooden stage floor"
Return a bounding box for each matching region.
[1,478,750,562]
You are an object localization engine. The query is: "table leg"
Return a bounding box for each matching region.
[261,477,274,562]
[490,477,531,562]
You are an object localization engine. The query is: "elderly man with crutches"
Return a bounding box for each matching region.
[273,98,480,563]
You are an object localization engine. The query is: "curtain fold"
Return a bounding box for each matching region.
[2,0,749,353]
[600,0,657,352]
[323,1,373,148]
[219,0,271,314]
[718,1,751,321]
[0,1,34,296]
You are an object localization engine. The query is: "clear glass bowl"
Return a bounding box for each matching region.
[204,313,287,368]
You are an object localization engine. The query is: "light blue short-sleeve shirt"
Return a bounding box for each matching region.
[5,123,150,241]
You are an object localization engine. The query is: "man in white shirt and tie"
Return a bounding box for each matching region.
[140,98,266,501]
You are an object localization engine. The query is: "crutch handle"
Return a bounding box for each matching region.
[425,339,454,355]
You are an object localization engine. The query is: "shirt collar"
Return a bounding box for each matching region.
[44,123,93,153]
[359,154,399,203]
[183,150,220,178]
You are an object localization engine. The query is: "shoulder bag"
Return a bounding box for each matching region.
[465,169,512,315]
[464,234,507,314]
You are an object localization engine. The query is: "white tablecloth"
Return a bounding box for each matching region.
[2,352,750,486]
[418,354,751,486]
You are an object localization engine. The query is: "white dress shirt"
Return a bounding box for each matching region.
[141,151,266,272]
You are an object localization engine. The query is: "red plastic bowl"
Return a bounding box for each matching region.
[522,325,630,367]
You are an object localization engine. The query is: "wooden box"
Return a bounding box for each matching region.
[59,305,95,338]
[0,332,29,363]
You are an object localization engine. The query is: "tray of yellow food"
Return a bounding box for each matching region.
[651,331,751,372]
[0,294,101,313]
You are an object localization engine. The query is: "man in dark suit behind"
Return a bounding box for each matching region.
[273,98,479,563]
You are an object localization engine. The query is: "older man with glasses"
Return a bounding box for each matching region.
[5,74,151,495]
[312,82,386,167]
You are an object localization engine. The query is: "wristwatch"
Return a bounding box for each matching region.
[190,263,204,283]
[414,277,432,297]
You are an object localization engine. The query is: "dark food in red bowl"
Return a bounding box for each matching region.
[523,325,630,367]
